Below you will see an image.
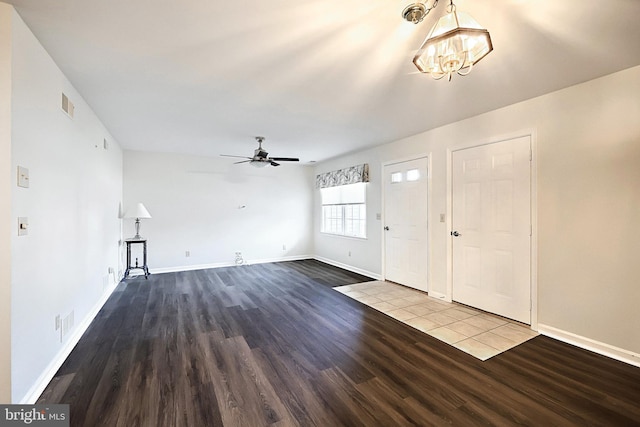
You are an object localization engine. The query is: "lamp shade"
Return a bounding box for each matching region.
[413,7,492,80]
[125,203,152,219]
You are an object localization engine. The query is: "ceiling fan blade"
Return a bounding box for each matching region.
[221,154,252,159]
[270,157,299,162]
[270,161,281,167]
[234,160,252,164]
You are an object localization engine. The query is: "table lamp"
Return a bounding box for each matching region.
[125,202,152,239]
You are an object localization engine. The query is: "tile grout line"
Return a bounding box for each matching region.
[334,281,538,361]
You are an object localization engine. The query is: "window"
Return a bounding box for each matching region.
[321,183,366,238]
[406,169,421,181]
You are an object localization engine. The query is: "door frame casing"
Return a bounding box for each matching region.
[446,130,538,330]
[381,154,432,290]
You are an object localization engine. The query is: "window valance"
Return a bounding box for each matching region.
[315,164,369,189]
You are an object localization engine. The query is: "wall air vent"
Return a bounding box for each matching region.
[61,92,74,118]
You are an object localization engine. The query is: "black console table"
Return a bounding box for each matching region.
[124,237,149,279]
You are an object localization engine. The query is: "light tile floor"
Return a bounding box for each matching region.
[334,280,538,361]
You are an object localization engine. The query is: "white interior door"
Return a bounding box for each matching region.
[452,136,531,324]
[384,158,429,292]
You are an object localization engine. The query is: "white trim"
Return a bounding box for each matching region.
[317,233,368,242]
[427,290,448,301]
[529,130,539,330]
[538,324,640,368]
[446,147,453,301]
[426,154,434,296]
[150,262,235,274]
[152,255,381,282]
[382,153,430,168]
[19,282,119,404]
[313,256,382,280]
[149,255,314,274]
[446,130,538,328]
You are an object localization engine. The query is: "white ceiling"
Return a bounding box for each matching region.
[4,0,640,163]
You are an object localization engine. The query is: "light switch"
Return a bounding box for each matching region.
[376,213,381,220]
[440,213,446,223]
[17,166,29,188]
[18,217,28,236]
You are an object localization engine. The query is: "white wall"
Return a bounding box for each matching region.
[123,150,313,271]
[9,7,123,402]
[313,160,385,278]
[314,65,640,355]
[0,3,13,404]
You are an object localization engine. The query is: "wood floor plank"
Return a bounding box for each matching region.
[37,260,640,426]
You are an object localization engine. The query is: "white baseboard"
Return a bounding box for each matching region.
[151,254,381,281]
[150,262,236,274]
[538,324,640,368]
[19,282,119,404]
[312,256,382,280]
[149,255,314,275]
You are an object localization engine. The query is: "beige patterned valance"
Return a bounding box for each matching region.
[315,163,369,189]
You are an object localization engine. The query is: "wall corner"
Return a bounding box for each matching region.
[0,2,14,404]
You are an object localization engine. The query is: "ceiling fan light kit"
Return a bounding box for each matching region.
[406,0,493,81]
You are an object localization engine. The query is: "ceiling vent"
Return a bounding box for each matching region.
[61,92,74,118]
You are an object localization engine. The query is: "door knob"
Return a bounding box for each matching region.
[451,231,461,237]
[384,226,390,231]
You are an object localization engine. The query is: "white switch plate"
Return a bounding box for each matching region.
[17,166,29,188]
[18,217,28,236]
[440,214,446,223]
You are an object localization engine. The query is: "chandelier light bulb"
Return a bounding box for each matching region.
[411,2,493,81]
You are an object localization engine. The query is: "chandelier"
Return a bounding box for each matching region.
[403,0,493,81]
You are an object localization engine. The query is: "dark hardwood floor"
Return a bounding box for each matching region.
[38,260,640,426]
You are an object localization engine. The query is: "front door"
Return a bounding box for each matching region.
[384,157,429,292]
[452,136,531,323]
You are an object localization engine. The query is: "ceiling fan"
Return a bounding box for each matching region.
[221,136,299,167]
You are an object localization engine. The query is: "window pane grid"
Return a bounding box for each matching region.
[320,183,367,238]
[322,204,366,238]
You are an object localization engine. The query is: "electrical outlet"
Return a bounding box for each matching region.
[17,166,29,188]
[235,252,244,266]
[348,251,351,257]
[282,244,286,251]
[185,250,190,257]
